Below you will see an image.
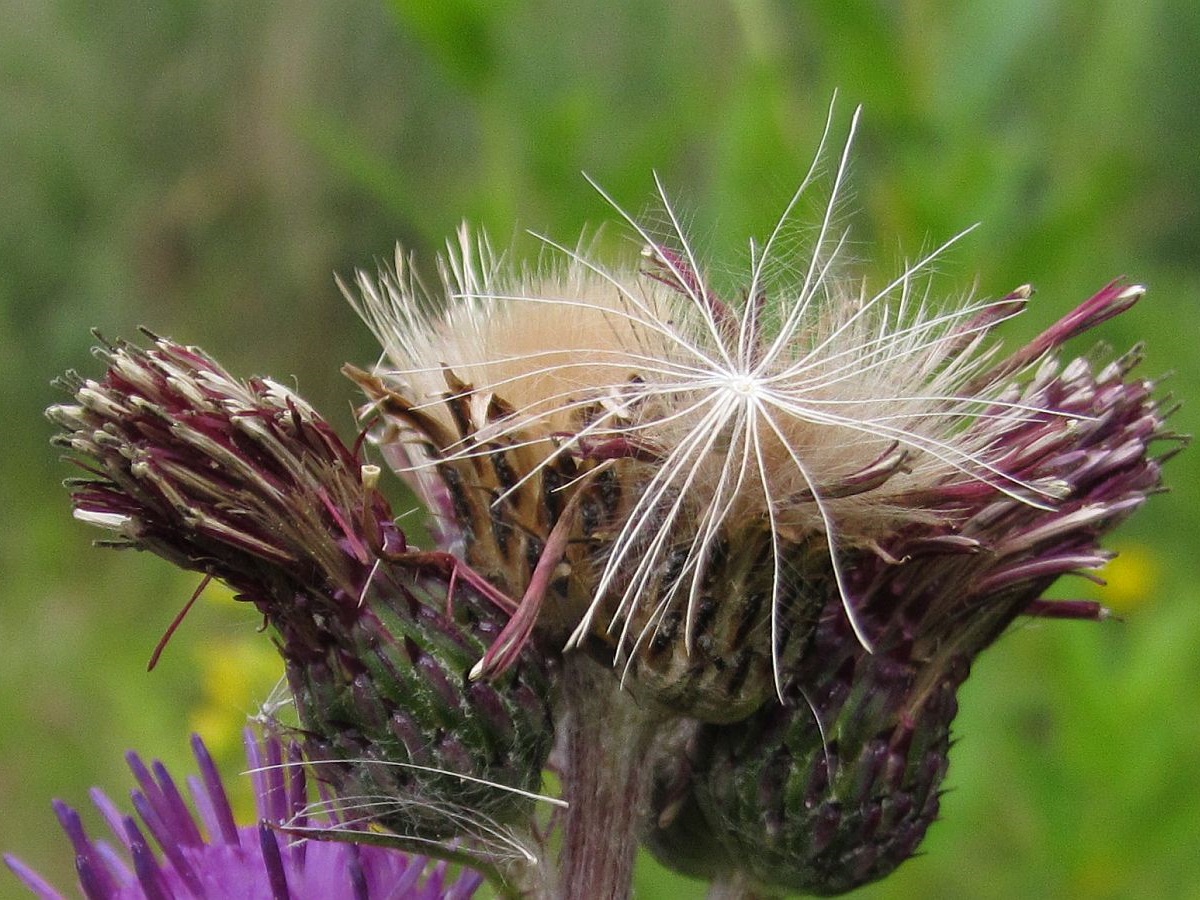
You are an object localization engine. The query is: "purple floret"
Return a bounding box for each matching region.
[5,730,484,899]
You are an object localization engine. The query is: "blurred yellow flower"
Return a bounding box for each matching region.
[1098,544,1160,615]
[188,627,285,757]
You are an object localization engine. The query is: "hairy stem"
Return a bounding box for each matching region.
[555,652,658,900]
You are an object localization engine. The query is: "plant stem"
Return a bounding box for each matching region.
[555,652,658,900]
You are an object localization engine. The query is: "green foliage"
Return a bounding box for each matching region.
[2,1,1197,896]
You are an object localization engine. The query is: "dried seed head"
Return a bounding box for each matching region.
[343,107,1123,718]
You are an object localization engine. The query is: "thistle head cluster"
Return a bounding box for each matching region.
[43,110,1180,897]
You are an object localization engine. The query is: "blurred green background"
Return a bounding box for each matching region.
[3,1,1198,897]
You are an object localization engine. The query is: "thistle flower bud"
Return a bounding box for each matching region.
[647,289,1180,894]
[47,333,555,844]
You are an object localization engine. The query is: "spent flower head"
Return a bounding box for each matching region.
[342,107,1173,721]
[46,333,557,888]
[647,310,1176,893]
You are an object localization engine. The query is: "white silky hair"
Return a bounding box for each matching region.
[247,755,556,869]
[344,101,1073,692]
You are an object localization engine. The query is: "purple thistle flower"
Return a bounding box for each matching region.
[4,730,484,899]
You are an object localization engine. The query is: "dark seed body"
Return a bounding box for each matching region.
[353,366,820,724]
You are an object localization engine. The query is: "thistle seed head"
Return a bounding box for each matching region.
[342,108,1167,722]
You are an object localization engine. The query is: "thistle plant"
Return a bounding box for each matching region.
[35,108,1179,899]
